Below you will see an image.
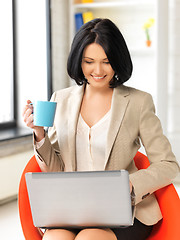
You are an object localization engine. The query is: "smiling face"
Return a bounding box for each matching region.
[81,43,115,90]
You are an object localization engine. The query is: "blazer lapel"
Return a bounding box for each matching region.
[104,85,130,168]
[67,85,85,171]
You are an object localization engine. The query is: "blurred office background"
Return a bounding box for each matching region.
[0,0,180,239]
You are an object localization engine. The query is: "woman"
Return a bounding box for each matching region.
[23,18,179,240]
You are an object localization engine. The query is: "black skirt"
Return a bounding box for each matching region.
[111,218,153,240]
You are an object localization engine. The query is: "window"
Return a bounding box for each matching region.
[0,0,16,129]
[0,0,52,133]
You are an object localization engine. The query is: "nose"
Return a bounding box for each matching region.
[94,63,103,76]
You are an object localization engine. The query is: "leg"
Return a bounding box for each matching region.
[75,228,117,240]
[42,228,77,240]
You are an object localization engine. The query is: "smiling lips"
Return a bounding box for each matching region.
[91,75,106,80]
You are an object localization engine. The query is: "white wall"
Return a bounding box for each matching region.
[51,0,70,91]
[0,150,33,203]
[169,0,180,133]
[168,0,180,164]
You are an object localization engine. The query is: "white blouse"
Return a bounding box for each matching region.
[36,111,111,171]
[76,111,111,171]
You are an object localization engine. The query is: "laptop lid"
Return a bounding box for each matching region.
[25,170,133,228]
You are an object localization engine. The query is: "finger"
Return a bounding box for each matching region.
[23,108,33,123]
[22,101,33,117]
[26,114,34,128]
[22,100,32,115]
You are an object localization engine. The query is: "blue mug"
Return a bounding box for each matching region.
[33,101,57,127]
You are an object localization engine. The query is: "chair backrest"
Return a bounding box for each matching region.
[19,152,180,239]
[18,155,43,240]
[134,151,180,240]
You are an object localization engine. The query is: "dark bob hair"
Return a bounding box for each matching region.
[67,18,133,88]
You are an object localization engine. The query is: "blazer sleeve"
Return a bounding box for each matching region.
[33,92,65,172]
[129,93,180,205]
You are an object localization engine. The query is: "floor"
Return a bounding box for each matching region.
[0,200,24,239]
[0,184,180,239]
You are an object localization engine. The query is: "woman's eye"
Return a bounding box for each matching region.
[104,62,110,64]
[85,61,93,64]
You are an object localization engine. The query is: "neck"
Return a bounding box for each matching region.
[84,84,113,98]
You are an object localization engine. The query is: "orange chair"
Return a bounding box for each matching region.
[18,153,180,240]
[134,151,180,240]
[18,155,43,240]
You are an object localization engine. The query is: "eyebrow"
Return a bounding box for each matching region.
[83,57,108,61]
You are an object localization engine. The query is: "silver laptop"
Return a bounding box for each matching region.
[25,170,133,229]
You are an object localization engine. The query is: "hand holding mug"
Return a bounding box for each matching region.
[23,100,46,142]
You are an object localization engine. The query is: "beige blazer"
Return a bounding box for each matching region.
[35,84,179,226]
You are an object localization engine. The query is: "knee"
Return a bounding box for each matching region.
[42,229,76,240]
[75,228,117,240]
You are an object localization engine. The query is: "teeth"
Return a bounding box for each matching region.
[93,76,104,79]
